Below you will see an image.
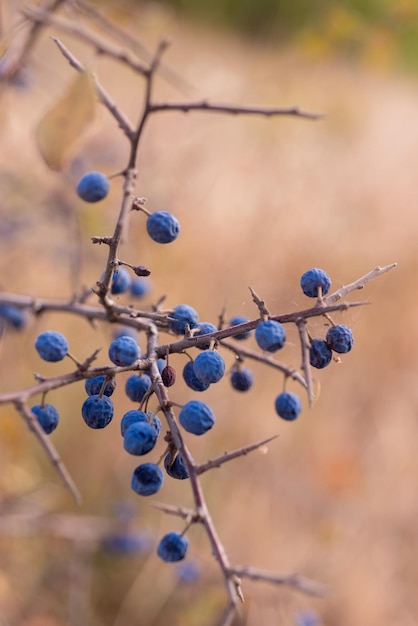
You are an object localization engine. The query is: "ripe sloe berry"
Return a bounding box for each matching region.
[85,375,116,397]
[179,400,215,435]
[131,277,151,298]
[35,330,69,362]
[300,268,331,298]
[157,531,189,562]
[0,305,26,329]
[76,171,109,202]
[111,267,131,295]
[193,350,225,385]
[82,395,114,429]
[123,421,157,455]
[168,304,199,335]
[146,211,180,244]
[164,451,189,480]
[230,367,254,391]
[108,335,140,366]
[31,403,59,434]
[120,410,161,437]
[309,339,332,369]
[326,324,354,353]
[131,463,164,496]
[255,320,286,352]
[125,374,151,402]
[194,321,217,350]
[229,315,252,340]
[182,361,210,392]
[274,392,302,421]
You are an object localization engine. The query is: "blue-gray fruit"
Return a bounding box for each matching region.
[131,463,164,496]
[309,339,332,369]
[82,395,114,429]
[275,392,301,421]
[326,324,353,354]
[76,171,109,202]
[123,421,157,455]
[168,304,199,335]
[125,374,151,402]
[182,361,210,392]
[146,211,180,244]
[108,335,140,366]
[111,267,131,295]
[179,400,215,435]
[255,320,286,352]
[230,367,254,391]
[193,350,225,385]
[85,375,116,397]
[300,268,331,298]
[157,532,188,562]
[31,403,59,434]
[35,330,69,362]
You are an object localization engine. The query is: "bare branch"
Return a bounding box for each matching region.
[295,318,314,405]
[228,565,327,597]
[324,263,397,305]
[149,100,325,120]
[196,435,279,475]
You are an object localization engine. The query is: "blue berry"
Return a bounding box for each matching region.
[131,463,164,496]
[229,315,252,340]
[179,400,215,435]
[194,322,218,350]
[103,531,151,555]
[275,392,302,421]
[300,268,331,298]
[176,559,201,583]
[35,330,69,362]
[125,374,152,402]
[168,304,199,335]
[309,339,332,369]
[182,361,210,392]
[164,451,189,480]
[146,211,180,244]
[123,421,157,455]
[157,532,189,562]
[85,375,116,397]
[112,326,138,341]
[0,305,26,329]
[326,324,354,354]
[255,320,286,352]
[193,350,225,384]
[230,367,254,391]
[31,403,59,434]
[108,335,140,366]
[130,277,151,298]
[111,267,131,295]
[76,171,109,202]
[120,409,161,438]
[82,395,114,429]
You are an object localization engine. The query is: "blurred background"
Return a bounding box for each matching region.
[0,1,416,625]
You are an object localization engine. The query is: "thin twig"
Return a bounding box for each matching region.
[150,100,325,120]
[295,318,314,406]
[324,263,397,305]
[196,435,278,475]
[228,565,327,597]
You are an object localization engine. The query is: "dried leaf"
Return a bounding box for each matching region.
[36,72,95,171]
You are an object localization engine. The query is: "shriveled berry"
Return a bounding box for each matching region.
[76,171,109,202]
[326,324,354,354]
[274,392,301,421]
[193,350,225,385]
[161,365,176,387]
[131,463,164,496]
[300,268,331,298]
[255,320,286,352]
[157,532,188,562]
[309,339,332,369]
[229,315,252,340]
[230,367,254,392]
[164,451,189,480]
[125,374,152,402]
[168,304,199,335]
[179,400,215,435]
[31,403,59,434]
[82,395,114,429]
[182,361,210,392]
[35,330,69,362]
[108,335,140,366]
[111,267,131,295]
[123,421,157,455]
[120,409,161,438]
[85,375,116,397]
[146,211,180,244]
[194,322,217,350]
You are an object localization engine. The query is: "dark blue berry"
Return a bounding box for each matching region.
[164,451,189,480]
[194,322,218,350]
[179,400,215,435]
[182,361,210,392]
[130,277,151,298]
[146,211,180,244]
[103,531,151,555]
[168,304,199,335]
[309,339,332,369]
[255,320,286,352]
[125,374,152,402]
[31,403,59,434]
[326,324,354,354]
[193,350,225,384]
[120,409,161,437]
[230,367,254,391]
[76,171,109,202]
[300,268,331,298]
[111,267,131,295]
[131,463,164,496]
[157,532,188,562]
[82,395,114,429]
[229,315,252,340]
[123,421,157,455]
[35,330,69,362]
[274,392,301,421]
[0,305,26,329]
[108,335,140,366]
[85,375,116,397]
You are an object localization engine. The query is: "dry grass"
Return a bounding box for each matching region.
[0,4,417,626]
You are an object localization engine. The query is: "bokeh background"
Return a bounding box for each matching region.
[0,1,416,625]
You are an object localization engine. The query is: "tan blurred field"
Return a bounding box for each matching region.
[0,3,417,626]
